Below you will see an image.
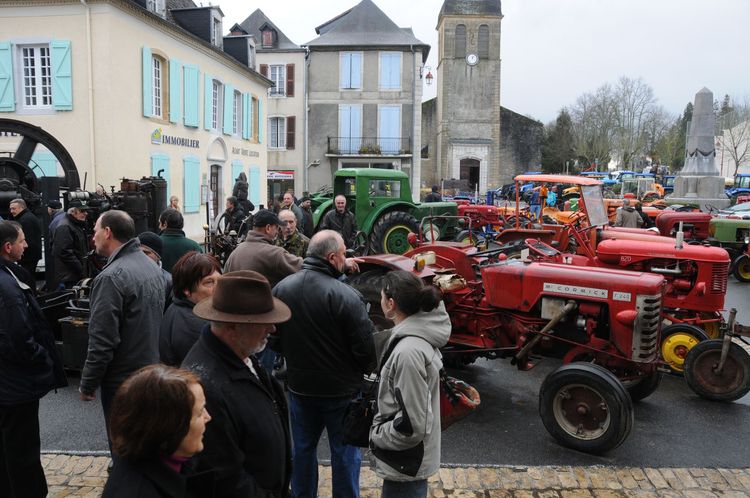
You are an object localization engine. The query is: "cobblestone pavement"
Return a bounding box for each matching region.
[43,453,750,497]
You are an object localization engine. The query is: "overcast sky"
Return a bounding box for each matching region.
[216,0,750,124]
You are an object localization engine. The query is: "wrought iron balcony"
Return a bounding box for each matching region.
[327,137,412,156]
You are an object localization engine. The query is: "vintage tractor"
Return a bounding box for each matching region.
[733,245,750,282]
[309,168,458,254]
[348,243,750,454]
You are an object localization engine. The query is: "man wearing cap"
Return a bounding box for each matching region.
[137,231,173,309]
[224,209,303,288]
[275,209,309,258]
[47,199,65,236]
[299,197,314,238]
[51,202,89,289]
[182,270,292,498]
[272,230,376,498]
[79,211,165,451]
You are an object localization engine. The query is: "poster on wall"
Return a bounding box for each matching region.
[267,171,295,180]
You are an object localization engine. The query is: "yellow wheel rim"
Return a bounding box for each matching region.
[700,313,722,339]
[661,333,700,373]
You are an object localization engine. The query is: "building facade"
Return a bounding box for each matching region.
[0,0,271,237]
[235,10,306,203]
[304,0,430,201]
[421,0,542,197]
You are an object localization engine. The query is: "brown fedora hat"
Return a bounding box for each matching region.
[194,270,291,324]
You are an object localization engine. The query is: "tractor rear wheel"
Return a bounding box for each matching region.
[346,269,392,330]
[660,324,710,375]
[684,339,750,402]
[454,229,487,246]
[733,254,750,282]
[539,363,633,454]
[370,211,419,254]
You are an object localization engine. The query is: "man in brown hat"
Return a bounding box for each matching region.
[182,270,292,498]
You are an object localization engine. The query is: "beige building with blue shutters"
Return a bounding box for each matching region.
[0,0,271,237]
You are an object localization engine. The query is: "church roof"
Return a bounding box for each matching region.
[439,0,502,19]
[239,9,301,50]
[305,0,430,60]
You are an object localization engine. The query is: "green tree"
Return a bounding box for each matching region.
[541,109,576,173]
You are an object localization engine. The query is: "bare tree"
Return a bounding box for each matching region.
[569,84,618,168]
[717,98,750,176]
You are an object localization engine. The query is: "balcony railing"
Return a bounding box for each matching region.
[327,137,411,155]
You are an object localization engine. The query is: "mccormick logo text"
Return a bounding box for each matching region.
[543,283,608,299]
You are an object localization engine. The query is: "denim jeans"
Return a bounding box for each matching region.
[289,393,361,498]
[381,479,428,498]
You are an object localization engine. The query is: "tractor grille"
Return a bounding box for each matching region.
[632,294,661,362]
[710,263,728,294]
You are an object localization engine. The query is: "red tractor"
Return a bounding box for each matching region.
[348,244,750,454]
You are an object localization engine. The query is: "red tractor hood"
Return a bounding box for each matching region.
[596,239,731,265]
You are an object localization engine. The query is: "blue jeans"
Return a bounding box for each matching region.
[381,479,428,498]
[289,393,361,498]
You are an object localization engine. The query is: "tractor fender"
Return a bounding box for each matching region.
[354,254,437,279]
[312,199,334,229]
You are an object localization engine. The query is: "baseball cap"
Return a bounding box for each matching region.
[253,209,283,227]
[47,200,63,210]
[137,231,163,257]
[68,200,90,210]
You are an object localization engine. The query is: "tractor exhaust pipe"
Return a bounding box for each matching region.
[512,300,577,366]
[675,221,684,250]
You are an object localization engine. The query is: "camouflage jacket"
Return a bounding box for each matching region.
[275,231,310,258]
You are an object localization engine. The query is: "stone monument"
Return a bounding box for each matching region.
[667,87,730,210]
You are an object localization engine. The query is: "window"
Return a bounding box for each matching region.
[146,0,166,17]
[233,91,242,136]
[20,45,52,108]
[378,105,401,154]
[269,117,286,149]
[478,25,489,59]
[262,30,274,47]
[340,52,362,90]
[211,79,223,130]
[152,56,163,118]
[212,17,223,47]
[269,65,285,96]
[338,105,361,153]
[454,24,466,58]
[369,180,401,198]
[379,52,401,90]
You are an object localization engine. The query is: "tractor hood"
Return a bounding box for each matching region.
[596,239,731,265]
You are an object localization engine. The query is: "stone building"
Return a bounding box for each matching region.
[0,0,271,236]
[304,0,429,201]
[421,0,542,197]
[235,10,306,202]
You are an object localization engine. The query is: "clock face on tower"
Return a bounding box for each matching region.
[466,53,478,66]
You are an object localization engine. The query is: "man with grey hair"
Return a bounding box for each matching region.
[272,230,375,498]
[9,198,41,278]
[79,210,165,454]
[614,198,643,228]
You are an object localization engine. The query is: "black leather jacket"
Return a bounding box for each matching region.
[271,257,376,397]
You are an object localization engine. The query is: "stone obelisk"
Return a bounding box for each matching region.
[667,88,730,210]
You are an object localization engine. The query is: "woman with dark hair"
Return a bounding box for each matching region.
[159,252,221,366]
[102,364,213,497]
[370,271,451,498]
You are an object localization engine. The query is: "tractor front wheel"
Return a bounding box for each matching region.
[539,363,633,454]
[660,324,710,375]
[684,339,750,402]
[733,254,750,282]
[370,211,419,254]
[624,371,663,402]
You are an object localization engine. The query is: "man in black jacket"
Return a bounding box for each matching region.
[9,198,41,278]
[319,195,358,248]
[224,196,246,235]
[183,271,292,498]
[272,230,376,498]
[0,221,67,498]
[51,202,89,289]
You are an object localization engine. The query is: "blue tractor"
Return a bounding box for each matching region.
[726,174,750,204]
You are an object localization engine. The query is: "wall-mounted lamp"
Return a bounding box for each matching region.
[420,66,434,86]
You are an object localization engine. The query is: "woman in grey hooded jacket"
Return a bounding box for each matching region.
[370,271,451,498]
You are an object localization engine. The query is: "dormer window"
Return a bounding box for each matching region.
[212,17,223,47]
[261,29,275,48]
[146,0,166,18]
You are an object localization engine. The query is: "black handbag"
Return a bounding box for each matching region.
[341,336,404,448]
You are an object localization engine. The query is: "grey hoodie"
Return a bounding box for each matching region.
[370,301,451,481]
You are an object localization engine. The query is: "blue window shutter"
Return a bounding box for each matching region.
[50,40,72,110]
[379,106,400,154]
[0,42,14,112]
[340,53,351,88]
[183,156,201,213]
[339,105,351,153]
[142,46,152,117]
[204,73,212,130]
[151,153,170,204]
[183,65,199,127]
[249,165,261,209]
[351,105,361,152]
[383,53,400,89]
[231,161,243,184]
[351,53,362,89]
[257,100,263,144]
[249,96,254,139]
[223,83,233,135]
[169,59,182,124]
[242,93,250,140]
[32,151,57,176]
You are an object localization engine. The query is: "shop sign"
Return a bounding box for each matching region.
[151,128,199,148]
[267,171,295,180]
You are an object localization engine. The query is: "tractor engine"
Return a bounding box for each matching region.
[594,239,729,313]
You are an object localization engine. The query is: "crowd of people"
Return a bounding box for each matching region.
[0,189,447,498]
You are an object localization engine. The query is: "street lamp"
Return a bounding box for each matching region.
[420,66,433,86]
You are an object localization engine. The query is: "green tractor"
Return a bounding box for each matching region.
[309,168,458,254]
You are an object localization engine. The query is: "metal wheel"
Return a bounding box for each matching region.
[733,254,750,282]
[660,324,710,374]
[685,339,750,402]
[539,363,633,454]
